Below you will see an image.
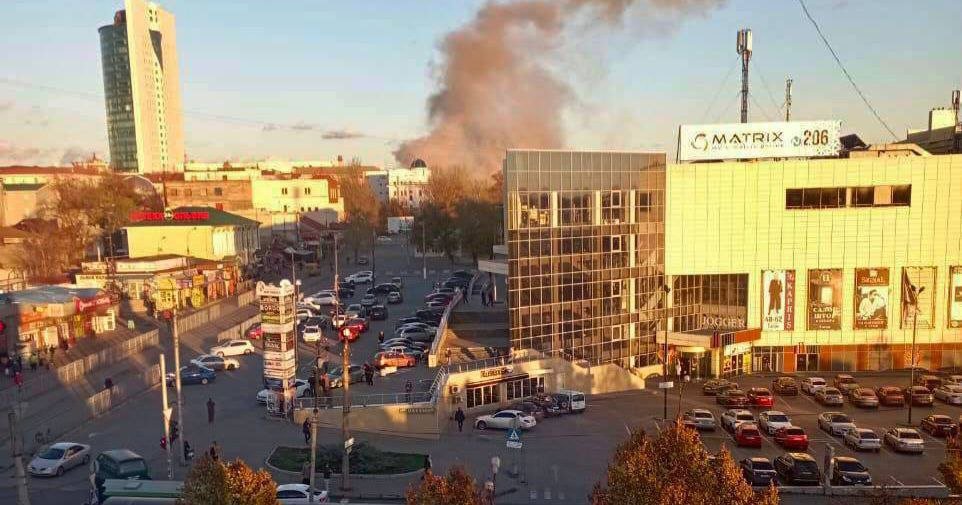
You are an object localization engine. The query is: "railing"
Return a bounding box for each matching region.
[292,366,449,410]
[447,348,559,374]
[427,289,463,367]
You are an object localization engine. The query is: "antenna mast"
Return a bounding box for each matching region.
[785,78,793,121]
[737,28,752,123]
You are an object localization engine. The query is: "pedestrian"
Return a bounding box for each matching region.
[454,407,466,432]
[28,353,38,371]
[301,461,311,485]
[302,418,311,444]
[104,377,114,391]
[405,379,413,403]
[481,290,487,306]
[209,441,220,461]
[378,331,384,345]
[184,440,194,461]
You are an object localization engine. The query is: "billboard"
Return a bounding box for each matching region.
[901,267,936,329]
[761,270,795,331]
[257,281,297,413]
[808,269,842,330]
[678,120,842,162]
[854,268,890,330]
[950,266,962,328]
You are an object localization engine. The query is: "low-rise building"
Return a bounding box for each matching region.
[124,206,259,266]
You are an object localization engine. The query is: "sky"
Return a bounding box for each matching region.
[0,0,960,167]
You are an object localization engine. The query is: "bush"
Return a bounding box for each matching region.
[269,443,427,475]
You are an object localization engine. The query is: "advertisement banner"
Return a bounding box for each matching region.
[854,268,890,330]
[263,349,295,362]
[901,267,936,329]
[678,120,842,162]
[761,270,795,331]
[950,266,962,328]
[263,366,297,379]
[262,333,295,353]
[264,357,296,371]
[261,322,295,334]
[808,269,842,330]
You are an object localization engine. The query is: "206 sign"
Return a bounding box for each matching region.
[798,129,831,146]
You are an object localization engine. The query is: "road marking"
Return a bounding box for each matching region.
[889,475,904,485]
[624,424,631,435]
[530,489,538,500]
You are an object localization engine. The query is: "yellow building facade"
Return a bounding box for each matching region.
[665,153,962,374]
[125,207,259,265]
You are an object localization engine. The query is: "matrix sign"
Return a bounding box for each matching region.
[678,120,842,162]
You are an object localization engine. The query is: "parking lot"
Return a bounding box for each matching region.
[663,373,956,487]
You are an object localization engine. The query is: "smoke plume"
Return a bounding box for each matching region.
[395,0,724,173]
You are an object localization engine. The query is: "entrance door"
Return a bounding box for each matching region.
[795,353,818,372]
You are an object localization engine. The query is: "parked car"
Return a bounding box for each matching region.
[396,322,438,333]
[360,294,378,308]
[257,379,311,404]
[395,317,422,329]
[800,377,827,394]
[425,292,454,303]
[815,387,845,406]
[474,410,537,430]
[849,388,879,408]
[451,270,474,279]
[818,412,856,436]
[373,283,400,295]
[771,377,799,395]
[425,299,450,309]
[884,427,925,453]
[773,452,821,486]
[191,354,239,371]
[553,389,587,413]
[758,410,792,435]
[245,323,262,340]
[740,457,777,487]
[210,339,256,357]
[702,379,738,396]
[942,374,962,386]
[747,388,774,408]
[381,338,429,351]
[834,374,858,391]
[368,304,388,321]
[904,386,935,406]
[934,384,962,405]
[509,401,546,421]
[337,281,355,298]
[396,327,433,342]
[167,364,216,386]
[383,346,425,362]
[348,271,374,284]
[374,351,417,369]
[304,291,338,307]
[717,389,750,407]
[295,308,314,321]
[328,365,364,388]
[682,409,717,431]
[735,423,763,448]
[345,304,367,318]
[831,457,872,486]
[387,291,403,304]
[876,386,906,407]
[530,393,564,417]
[28,442,91,477]
[843,428,882,452]
[276,483,329,504]
[921,414,959,437]
[773,426,809,451]
[721,409,755,432]
[915,374,943,391]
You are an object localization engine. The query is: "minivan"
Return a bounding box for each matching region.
[95,449,151,500]
[554,389,587,413]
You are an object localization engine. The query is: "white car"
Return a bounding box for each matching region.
[257,379,312,404]
[397,322,438,333]
[818,412,856,436]
[884,427,925,453]
[934,384,962,404]
[348,271,374,284]
[210,339,255,357]
[301,325,323,343]
[304,291,337,307]
[295,308,314,321]
[843,428,882,452]
[721,409,755,431]
[758,410,792,435]
[474,410,537,430]
[682,409,716,431]
[943,375,962,386]
[396,327,433,342]
[332,314,349,328]
[801,377,827,394]
[191,354,240,371]
[28,442,90,477]
[276,483,329,504]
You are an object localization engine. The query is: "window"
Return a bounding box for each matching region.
[506,377,545,400]
[169,189,179,197]
[852,187,874,206]
[466,384,500,408]
[787,185,910,209]
[304,187,312,195]
[213,187,223,196]
[892,185,911,205]
[281,188,288,195]
[786,189,803,208]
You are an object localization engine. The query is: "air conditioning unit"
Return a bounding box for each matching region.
[449,385,460,394]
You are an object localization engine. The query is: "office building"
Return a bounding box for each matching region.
[99,0,184,174]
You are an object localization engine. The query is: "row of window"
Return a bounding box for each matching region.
[785,185,911,209]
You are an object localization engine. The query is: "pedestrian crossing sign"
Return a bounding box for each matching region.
[507,428,522,442]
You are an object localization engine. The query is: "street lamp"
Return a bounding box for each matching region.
[662,284,671,421]
[908,285,925,425]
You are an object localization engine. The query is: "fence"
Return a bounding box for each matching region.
[216,314,261,343]
[85,364,162,417]
[293,366,449,410]
[176,287,256,334]
[56,329,160,386]
[427,290,463,367]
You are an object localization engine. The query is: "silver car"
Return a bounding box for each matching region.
[818,412,856,436]
[934,384,962,405]
[28,442,91,477]
[682,409,717,431]
[884,428,925,453]
[843,428,882,452]
[815,387,845,406]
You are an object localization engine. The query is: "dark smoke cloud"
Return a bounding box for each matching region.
[0,140,51,163]
[396,0,725,173]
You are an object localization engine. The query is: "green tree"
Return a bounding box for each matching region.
[455,197,500,263]
[177,454,280,505]
[406,466,488,505]
[416,203,459,264]
[590,424,778,505]
[339,167,381,260]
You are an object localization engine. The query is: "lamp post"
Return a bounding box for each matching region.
[339,326,352,491]
[908,285,925,425]
[662,284,671,421]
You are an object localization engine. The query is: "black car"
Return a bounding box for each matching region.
[395,317,422,329]
[368,304,388,321]
[740,457,777,487]
[529,393,564,416]
[771,377,799,396]
[373,283,400,295]
[416,308,444,321]
[830,457,871,486]
[773,453,820,486]
[450,270,474,279]
[702,379,739,396]
[337,282,355,296]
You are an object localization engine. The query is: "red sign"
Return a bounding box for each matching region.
[76,295,112,313]
[129,210,210,222]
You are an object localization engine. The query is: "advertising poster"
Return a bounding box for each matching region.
[808,269,842,330]
[901,267,936,329]
[761,270,795,331]
[950,266,962,328]
[854,268,890,330]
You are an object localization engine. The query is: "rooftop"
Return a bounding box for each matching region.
[6,285,104,305]
[125,206,260,228]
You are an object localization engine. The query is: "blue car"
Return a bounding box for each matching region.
[166,364,216,386]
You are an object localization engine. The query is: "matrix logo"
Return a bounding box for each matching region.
[690,131,785,151]
[690,133,709,151]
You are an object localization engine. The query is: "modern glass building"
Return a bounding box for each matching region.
[504,150,666,369]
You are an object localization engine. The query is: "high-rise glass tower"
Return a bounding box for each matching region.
[99,0,184,174]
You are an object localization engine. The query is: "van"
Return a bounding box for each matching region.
[554,389,587,414]
[95,450,151,501]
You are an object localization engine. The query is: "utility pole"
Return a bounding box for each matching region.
[421,223,427,280]
[785,78,793,122]
[737,28,752,123]
[8,410,30,505]
[308,343,321,502]
[908,285,925,425]
[290,251,299,377]
[340,326,352,491]
[172,313,186,466]
[662,284,671,420]
[160,354,173,479]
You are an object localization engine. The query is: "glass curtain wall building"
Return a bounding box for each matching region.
[504,150,666,369]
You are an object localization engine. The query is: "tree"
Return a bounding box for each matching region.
[339,167,381,259]
[406,466,488,505]
[590,424,778,505]
[455,198,500,263]
[425,166,468,215]
[416,203,459,264]
[177,453,280,505]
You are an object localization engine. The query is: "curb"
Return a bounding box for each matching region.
[264,446,430,480]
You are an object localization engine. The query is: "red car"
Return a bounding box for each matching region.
[774,426,809,451]
[747,388,774,408]
[345,317,369,334]
[735,423,763,448]
[245,323,262,340]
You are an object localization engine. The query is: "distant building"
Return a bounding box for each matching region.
[387,159,431,208]
[99,0,184,174]
[124,206,259,265]
[365,171,389,203]
[903,104,961,155]
[0,165,106,227]
[164,178,253,212]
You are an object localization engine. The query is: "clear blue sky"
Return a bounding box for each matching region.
[1,0,959,166]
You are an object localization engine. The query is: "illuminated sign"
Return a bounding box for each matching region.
[129,210,211,222]
[678,120,842,162]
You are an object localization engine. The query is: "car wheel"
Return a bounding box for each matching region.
[201,378,209,385]
[477,421,487,430]
[245,349,253,355]
[227,364,236,370]
[56,466,64,477]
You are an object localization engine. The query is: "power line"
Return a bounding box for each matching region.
[749,92,773,122]
[714,91,742,123]
[701,56,741,122]
[796,0,898,140]
[750,60,785,118]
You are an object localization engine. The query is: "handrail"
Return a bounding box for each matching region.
[293,365,449,410]
[427,289,463,367]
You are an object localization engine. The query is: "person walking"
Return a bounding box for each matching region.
[454,407,466,432]
[378,331,384,345]
[301,461,312,485]
[209,441,220,461]
[302,418,311,444]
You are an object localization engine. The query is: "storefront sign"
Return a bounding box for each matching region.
[263,350,295,362]
[701,314,746,330]
[724,342,752,357]
[854,268,889,330]
[400,406,436,415]
[258,281,296,401]
[264,357,296,370]
[761,270,795,331]
[950,267,962,328]
[808,269,842,330]
[901,267,936,329]
[263,366,297,379]
[480,367,510,378]
[19,309,46,325]
[130,210,211,222]
[678,120,842,162]
[76,295,112,313]
[263,333,295,353]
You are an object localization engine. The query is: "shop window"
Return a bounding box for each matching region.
[852,187,875,207]
[467,384,500,408]
[786,189,803,208]
[213,187,223,196]
[506,377,545,400]
[892,185,912,205]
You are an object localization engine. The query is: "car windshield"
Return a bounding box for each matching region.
[728,391,745,397]
[811,379,825,385]
[118,459,147,474]
[741,428,759,436]
[572,394,585,402]
[900,431,922,440]
[737,413,754,421]
[768,414,789,422]
[796,461,819,473]
[860,431,879,440]
[838,377,856,384]
[823,388,840,395]
[694,412,712,418]
[831,414,851,423]
[39,448,65,460]
[751,461,774,471]
[752,389,771,396]
[933,417,952,424]
[836,460,865,472]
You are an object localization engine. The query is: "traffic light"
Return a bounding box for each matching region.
[339,326,353,342]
